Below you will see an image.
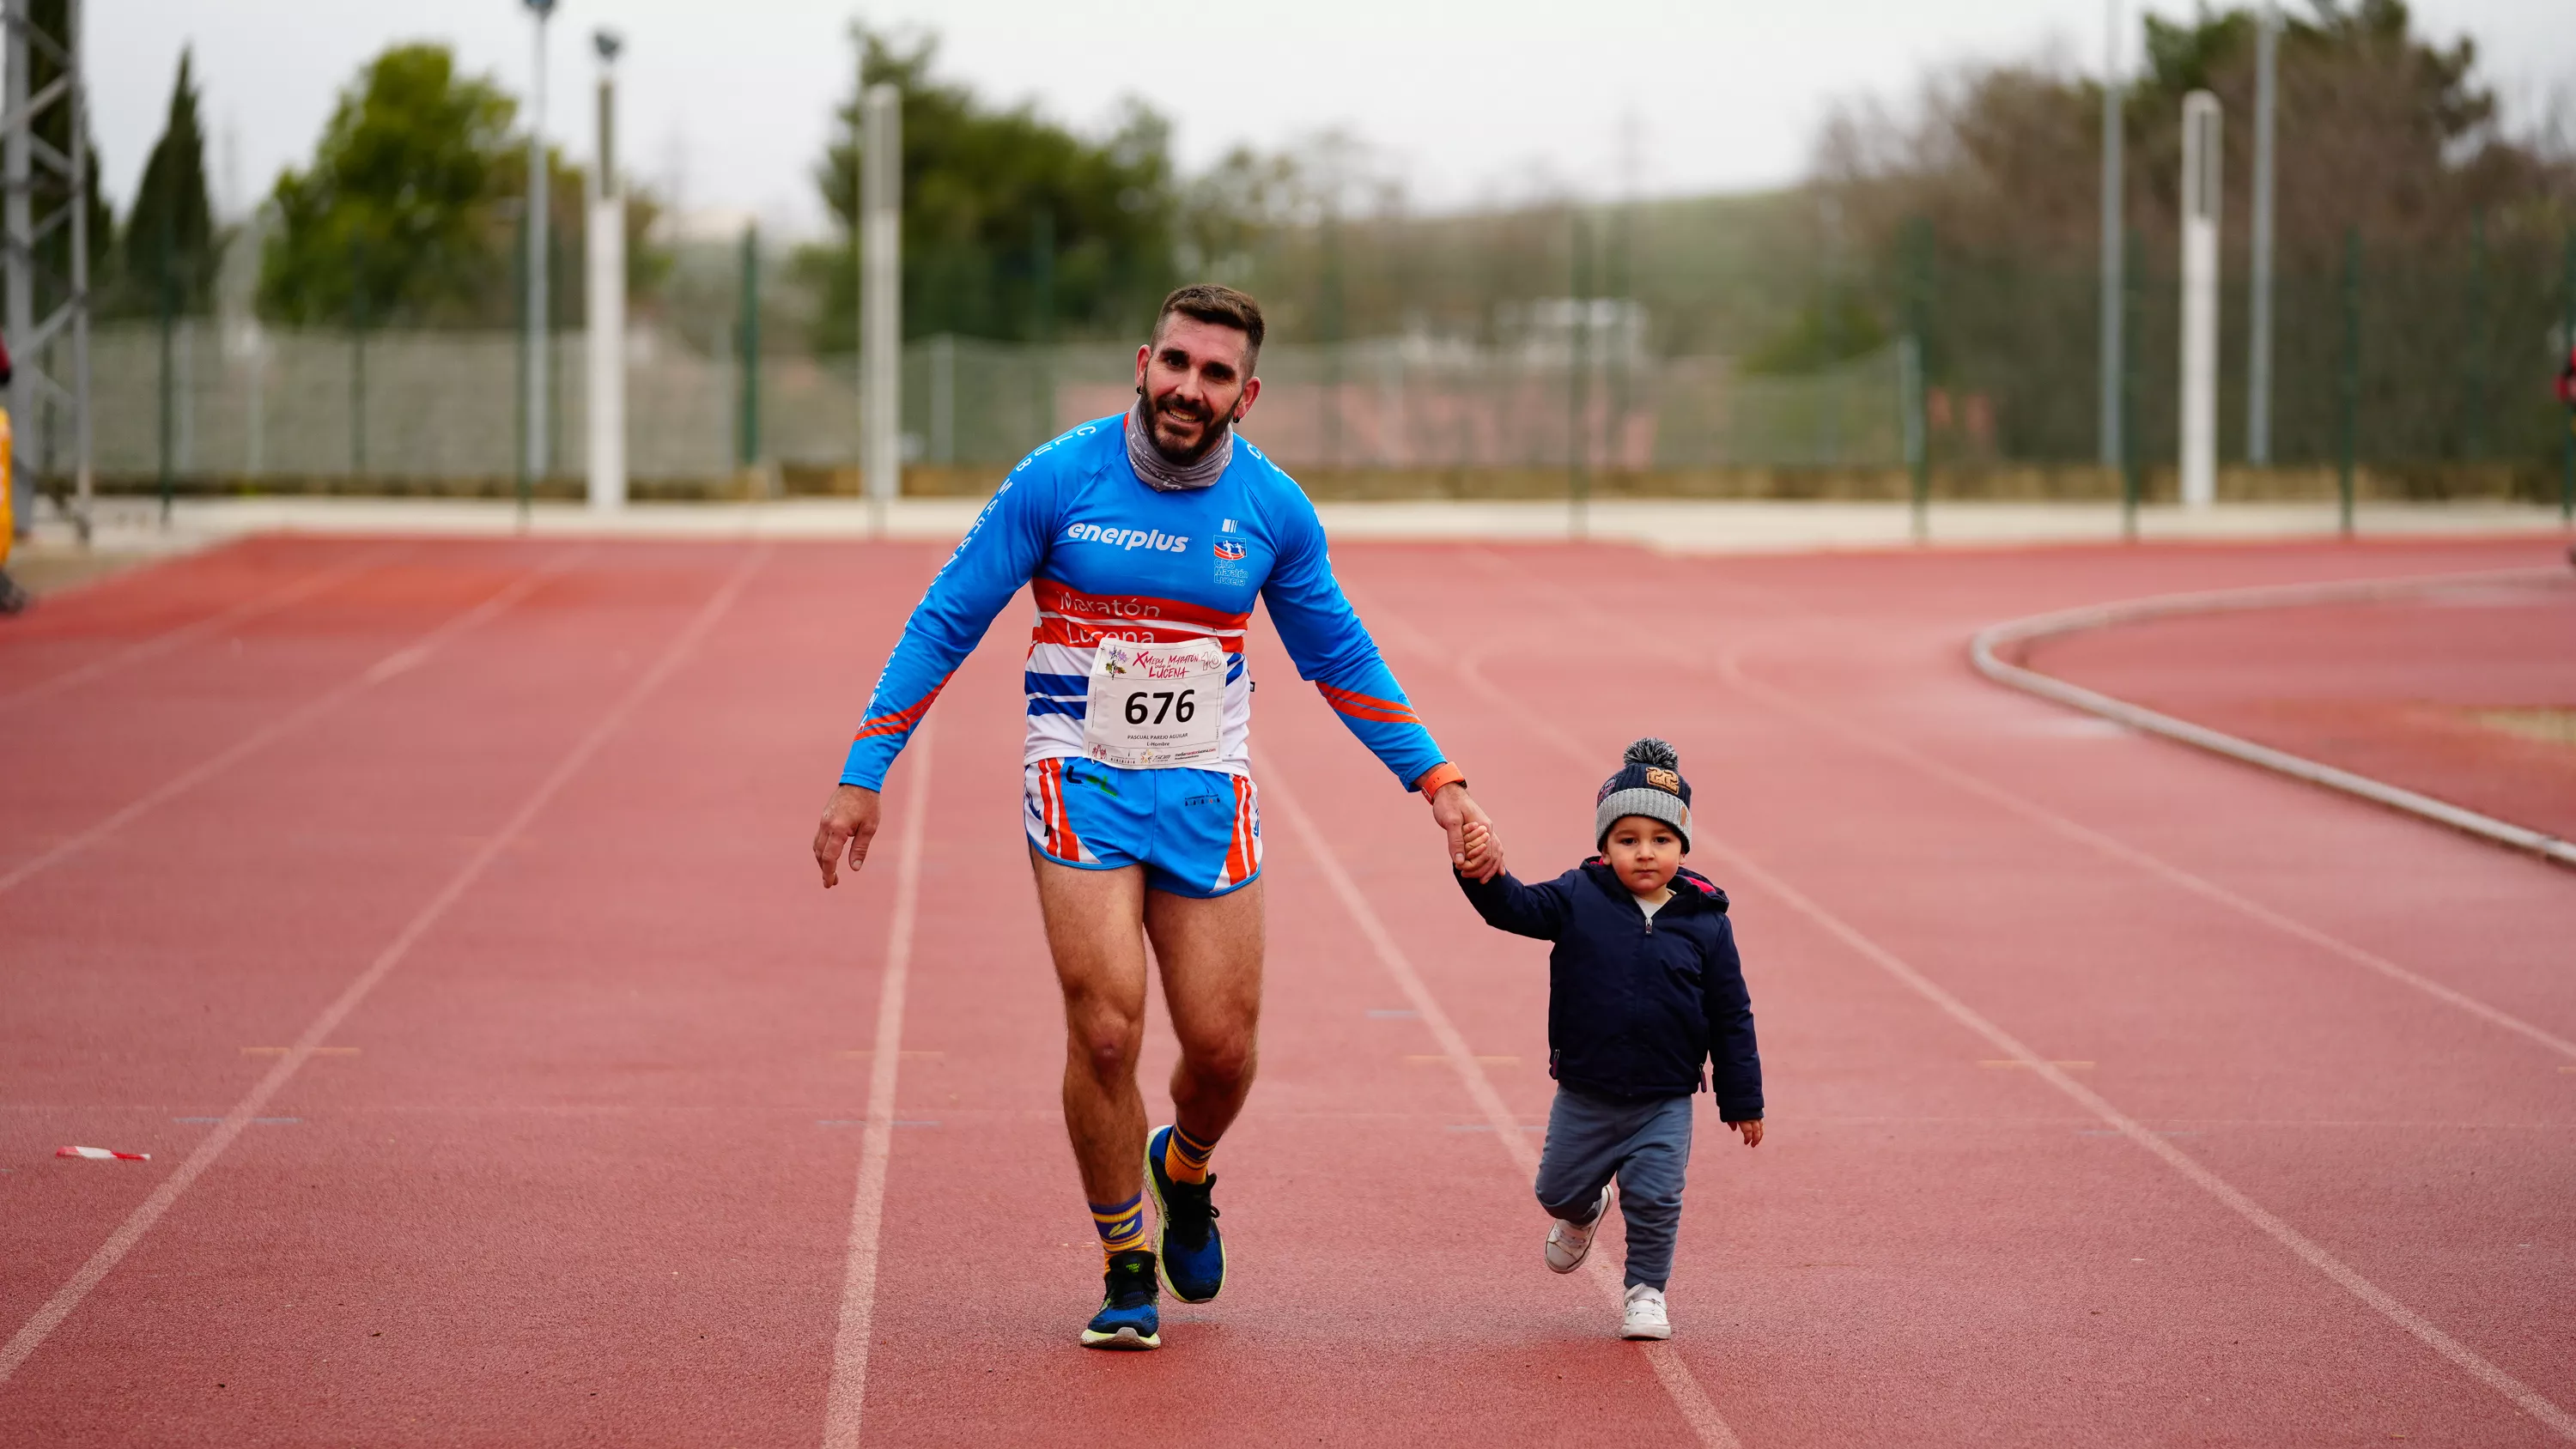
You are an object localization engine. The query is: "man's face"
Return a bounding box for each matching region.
[1133,315,1261,464]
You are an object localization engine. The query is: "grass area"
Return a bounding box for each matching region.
[2471,708,2576,747]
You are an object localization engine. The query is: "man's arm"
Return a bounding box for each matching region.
[815,464,1056,887]
[1258,488,1501,879]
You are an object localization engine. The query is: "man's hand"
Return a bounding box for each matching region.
[1728,1119,1764,1148]
[1429,781,1502,882]
[813,783,884,888]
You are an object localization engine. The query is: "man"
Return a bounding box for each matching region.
[811,284,1501,1350]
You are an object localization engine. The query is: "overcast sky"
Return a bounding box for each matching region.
[97,0,2575,238]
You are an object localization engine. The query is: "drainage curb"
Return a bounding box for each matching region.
[1968,567,2576,870]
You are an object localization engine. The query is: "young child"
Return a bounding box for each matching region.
[1453,737,1761,1340]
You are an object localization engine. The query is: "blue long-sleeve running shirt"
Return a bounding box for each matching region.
[840,413,1451,793]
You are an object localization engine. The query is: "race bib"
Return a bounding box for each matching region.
[1084,637,1224,769]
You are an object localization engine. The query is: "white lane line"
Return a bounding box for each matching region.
[820,722,936,1449]
[0,548,586,898]
[1260,757,1744,1449]
[1387,579,2576,1444]
[0,544,770,1390]
[1437,550,2576,1064]
[0,544,412,715]
[1710,850,2576,1444]
[1715,640,2576,1064]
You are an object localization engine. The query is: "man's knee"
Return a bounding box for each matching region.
[1066,1003,1145,1083]
[1177,1030,1255,1091]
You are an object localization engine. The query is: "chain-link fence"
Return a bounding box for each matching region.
[82,323,1907,490]
[1912,233,2573,475]
[72,226,2575,500]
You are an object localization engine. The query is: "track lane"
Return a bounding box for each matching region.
[0,543,590,894]
[0,542,931,1446]
[841,595,1719,1444]
[0,545,771,1404]
[1329,537,2576,1441]
[6,531,2567,1446]
[1381,540,2566,1441]
[0,540,412,716]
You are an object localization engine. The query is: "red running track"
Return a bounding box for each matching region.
[2019,570,2576,846]
[1,532,2570,1446]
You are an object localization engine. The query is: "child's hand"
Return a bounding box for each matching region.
[1728,1119,1763,1148]
[1457,821,1503,878]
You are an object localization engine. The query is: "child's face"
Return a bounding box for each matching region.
[1601,816,1683,897]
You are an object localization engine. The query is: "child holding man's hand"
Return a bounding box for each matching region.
[1453,738,1761,1340]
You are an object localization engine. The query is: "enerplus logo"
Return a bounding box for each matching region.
[1064,522,1190,554]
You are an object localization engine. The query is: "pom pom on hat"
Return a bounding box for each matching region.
[1596,737,1693,851]
[1623,737,1680,770]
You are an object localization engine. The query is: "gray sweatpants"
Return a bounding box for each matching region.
[1532,1087,1696,1291]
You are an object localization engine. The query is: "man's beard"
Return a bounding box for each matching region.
[1140,386,1235,466]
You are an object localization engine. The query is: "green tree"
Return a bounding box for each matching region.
[258,44,519,326]
[122,47,217,315]
[801,26,1179,349]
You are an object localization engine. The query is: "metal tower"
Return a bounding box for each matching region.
[3,0,91,541]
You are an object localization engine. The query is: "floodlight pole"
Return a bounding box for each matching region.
[2098,0,2123,476]
[523,0,554,501]
[586,29,625,512]
[2179,91,2221,510]
[861,82,901,535]
[2246,2,2277,465]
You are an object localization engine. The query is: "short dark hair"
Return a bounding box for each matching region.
[1152,284,1265,371]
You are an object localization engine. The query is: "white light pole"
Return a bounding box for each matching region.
[2247,1,2278,465]
[860,82,901,534]
[2179,90,2223,509]
[2099,0,2124,474]
[523,0,554,494]
[586,29,625,512]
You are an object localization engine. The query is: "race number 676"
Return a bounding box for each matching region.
[1123,689,1197,725]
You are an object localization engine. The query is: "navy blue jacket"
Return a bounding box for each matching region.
[1456,861,1762,1119]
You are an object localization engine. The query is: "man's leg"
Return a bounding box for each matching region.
[1144,878,1265,1156]
[1029,847,1153,1216]
[1136,879,1261,1304]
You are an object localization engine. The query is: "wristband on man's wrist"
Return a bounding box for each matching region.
[1414,761,1467,797]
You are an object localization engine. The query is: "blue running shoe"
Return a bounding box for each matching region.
[1079,1249,1161,1349]
[1145,1125,1225,1303]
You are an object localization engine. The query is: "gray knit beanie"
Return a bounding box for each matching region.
[1595,737,1692,852]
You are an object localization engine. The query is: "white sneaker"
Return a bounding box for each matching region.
[1545,1182,1614,1274]
[1620,1283,1672,1340]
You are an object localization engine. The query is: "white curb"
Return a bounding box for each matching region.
[1968,567,2576,870]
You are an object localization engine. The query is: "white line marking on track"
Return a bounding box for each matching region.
[821,720,935,1449]
[1389,576,2576,1443]
[1427,553,2576,1066]
[1261,759,1745,1449]
[1720,850,2576,1443]
[0,546,408,715]
[0,546,590,899]
[1712,642,2576,1064]
[0,544,770,1390]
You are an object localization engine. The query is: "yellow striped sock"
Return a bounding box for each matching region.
[1163,1125,1217,1185]
[1090,1192,1147,1258]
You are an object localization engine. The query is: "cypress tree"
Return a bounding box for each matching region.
[124,48,218,314]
